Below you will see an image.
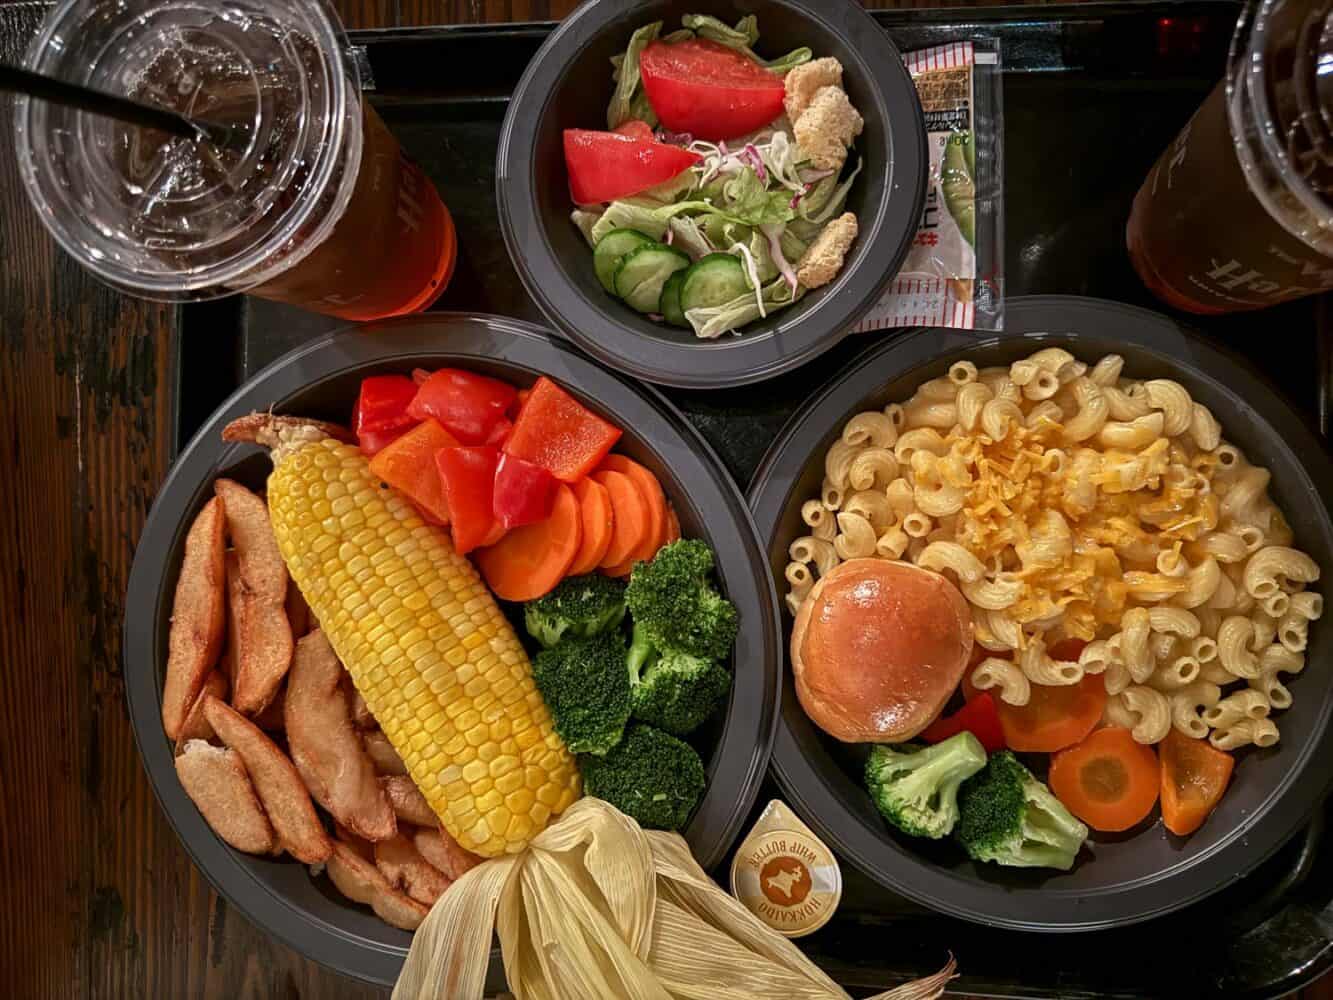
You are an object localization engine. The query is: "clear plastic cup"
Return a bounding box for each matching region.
[1126,0,1333,313]
[13,0,456,320]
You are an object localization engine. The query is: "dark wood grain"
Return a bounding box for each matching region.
[0,0,1330,998]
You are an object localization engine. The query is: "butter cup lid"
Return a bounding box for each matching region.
[730,800,842,938]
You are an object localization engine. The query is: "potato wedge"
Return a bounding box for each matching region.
[375,832,452,906]
[286,581,313,639]
[362,729,407,776]
[175,740,276,855]
[251,684,286,733]
[325,842,428,931]
[214,479,293,715]
[162,497,226,741]
[203,695,331,864]
[349,685,376,730]
[220,551,242,688]
[381,776,438,829]
[412,827,482,882]
[335,823,375,863]
[175,671,229,752]
[285,631,395,841]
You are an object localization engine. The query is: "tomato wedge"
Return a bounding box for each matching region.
[613,120,656,140]
[1159,728,1234,836]
[639,38,785,141]
[563,129,700,205]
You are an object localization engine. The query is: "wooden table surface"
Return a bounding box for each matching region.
[0,1,1329,997]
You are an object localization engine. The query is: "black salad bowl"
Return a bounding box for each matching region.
[496,0,927,388]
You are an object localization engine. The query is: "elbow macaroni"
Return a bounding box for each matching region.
[790,348,1323,750]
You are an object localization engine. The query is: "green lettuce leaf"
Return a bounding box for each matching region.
[684,276,804,339]
[607,22,662,129]
[721,167,796,226]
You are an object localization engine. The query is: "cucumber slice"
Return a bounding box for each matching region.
[593,229,654,294]
[613,244,691,314]
[680,253,749,313]
[659,270,688,327]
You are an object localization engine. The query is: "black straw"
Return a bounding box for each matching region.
[0,63,244,151]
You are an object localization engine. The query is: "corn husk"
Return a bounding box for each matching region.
[394,798,954,1000]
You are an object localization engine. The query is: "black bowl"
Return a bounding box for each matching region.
[747,296,1333,932]
[497,0,926,389]
[124,314,782,985]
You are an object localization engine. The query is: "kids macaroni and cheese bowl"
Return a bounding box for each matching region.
[748,296,1333,931]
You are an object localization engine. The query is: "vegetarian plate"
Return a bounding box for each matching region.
[124,315,780,984]
[749,297,1333,930]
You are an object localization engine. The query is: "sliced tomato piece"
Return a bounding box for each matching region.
[613,120,656,140]
[563,129,700,206]
[639,39,785,141]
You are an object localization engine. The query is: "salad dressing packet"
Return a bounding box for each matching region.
[854,40,1004,331]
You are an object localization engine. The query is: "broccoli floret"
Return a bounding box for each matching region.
[956,750,1089,871]
[524,574,627,649]
[580,723,706,830]
[531,631,631,755]
[864,732,987,839]
[627,622,731,735]
[625,540,738,662]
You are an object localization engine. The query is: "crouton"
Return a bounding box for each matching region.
[783,57,844,122]
[794,86,864,171]
[797,212,859,289]
[175,740,276,855]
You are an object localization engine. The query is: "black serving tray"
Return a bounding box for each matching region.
[172,4,1333,997]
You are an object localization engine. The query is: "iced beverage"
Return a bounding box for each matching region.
[14,0,455,320]
[1127,0,1333,313]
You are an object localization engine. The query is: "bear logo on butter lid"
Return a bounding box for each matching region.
[731,800,842,938]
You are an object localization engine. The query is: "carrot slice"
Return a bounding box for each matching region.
[1050,727,1160,832]
[475,484,582,602]
[368,419,459,525]
[996,671,1106,753]
[591,469,649,572]
[663,506,680,544]
[1159,728,1234,836]
[596,455,667,561]
[568,478,614,576]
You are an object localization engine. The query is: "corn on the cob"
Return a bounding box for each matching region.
[226,415,580,857]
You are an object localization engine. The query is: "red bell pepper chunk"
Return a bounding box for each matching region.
[407,369,518,445]
[639,38,785,141]
[353,374,419,456]
[492,453,557,529]
[367,419,459,525]
[919,692,1006,753]
[435,446,502,555]
[484,417,513,447]
[562,129,701,205]
[503,377,622,483]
